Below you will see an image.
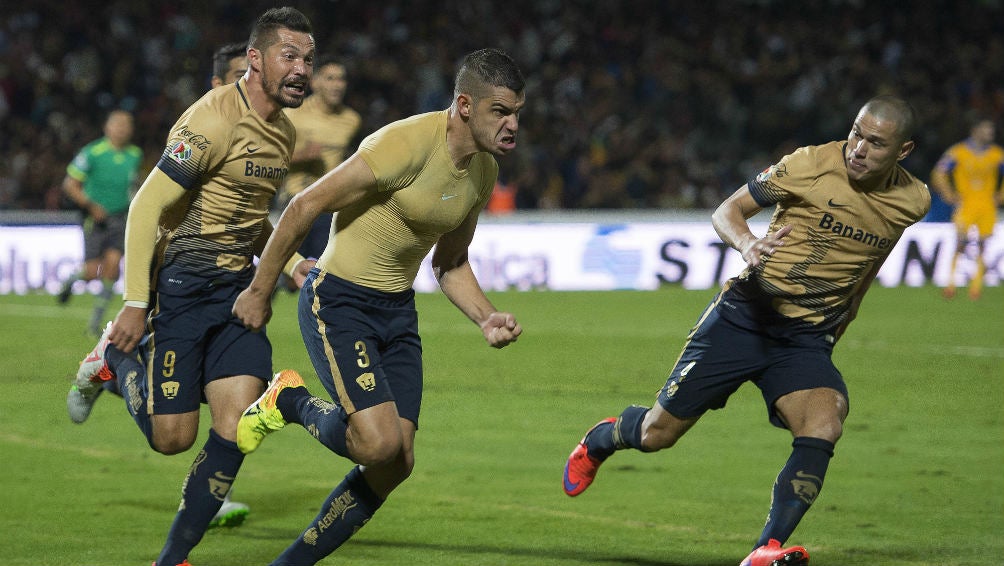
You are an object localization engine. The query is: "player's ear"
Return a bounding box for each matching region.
[247,47,263,73]
[456,93,473,119]
[897,139,915,161]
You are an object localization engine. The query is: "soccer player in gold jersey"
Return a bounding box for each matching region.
[563,96,930,566]
[232,48,524,565]
[205,40,254,531]
[71,8,315,565]
[280,58,361,259]
[930,114,1004,300]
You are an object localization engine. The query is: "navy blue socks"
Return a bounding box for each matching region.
[157,429,245,566]
[270,466,384,566]
[106,344,155,446]
[277,386,350,459]
[756,436,835,546]
[584,405,649,460]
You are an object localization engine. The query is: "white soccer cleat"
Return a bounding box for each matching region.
[75,321,114,392]
[208,493,250,528]
[66,384,103,424]
[68,321,114,424]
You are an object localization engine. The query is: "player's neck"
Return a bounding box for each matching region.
[850,170,896,192]
[966,137,990,152]
[244,76,284,122]
[446,108,478,171]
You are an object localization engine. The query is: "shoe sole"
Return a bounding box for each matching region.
[769,551,809,565]
[208,508,249,529]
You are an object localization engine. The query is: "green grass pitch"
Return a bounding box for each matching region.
[1,285,1000,565]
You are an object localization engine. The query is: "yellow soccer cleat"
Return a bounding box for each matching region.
[237,369,304,454]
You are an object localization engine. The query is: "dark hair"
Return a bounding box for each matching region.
[249,7,312,52]
[212,42,247,80]
[454,48,524,100]
[863,95,917,142]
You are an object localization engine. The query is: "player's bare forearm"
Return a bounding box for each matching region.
[712,187,789,267]
[248,195,314,295]
[436,260,522,348]
[712,195,757,253]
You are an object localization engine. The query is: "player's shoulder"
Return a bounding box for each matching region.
[190,82,246,122]
[800,141,844,163]
[77,137,107,155]
[775,141,843,178]
[385,110,443,135]
[893,164,932,215]
[170,83,249,144]
[342,105,363,125]
[365,110,444,150]
[943,140,973,158]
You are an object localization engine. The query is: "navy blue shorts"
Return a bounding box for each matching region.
[298,269,423,427]
[656,289,848,429]
[145,268,271,415]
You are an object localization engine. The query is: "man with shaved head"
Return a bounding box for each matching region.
[563,95,930,566]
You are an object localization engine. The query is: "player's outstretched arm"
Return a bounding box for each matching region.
[234,153,375,331]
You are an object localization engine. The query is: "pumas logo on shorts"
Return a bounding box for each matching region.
[161,380,180,399]
[355,372,376,392]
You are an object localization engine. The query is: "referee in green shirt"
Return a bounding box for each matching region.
[58,109,143,336]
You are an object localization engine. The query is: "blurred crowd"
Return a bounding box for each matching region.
[1,0,1002,212]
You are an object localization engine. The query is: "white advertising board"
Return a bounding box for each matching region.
[0,222,999,295]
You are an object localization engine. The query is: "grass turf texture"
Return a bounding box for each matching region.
[1,285,1000,565]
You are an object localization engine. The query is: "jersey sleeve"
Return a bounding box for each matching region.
[66,146,92,181]
[747,146,819,208]
[154,103,231,190]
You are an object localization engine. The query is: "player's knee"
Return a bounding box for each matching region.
[807,419,843,444]
[149,422,199,455]
[351,434,403,467]
[150,434,197,455]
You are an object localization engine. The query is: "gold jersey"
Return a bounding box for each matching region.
[318,110,497,292]
[743,141,930,329]
[155,78,295,277]
[283,96,362,197]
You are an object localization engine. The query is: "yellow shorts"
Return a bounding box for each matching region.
[953,203,997,238]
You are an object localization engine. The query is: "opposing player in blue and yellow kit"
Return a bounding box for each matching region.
[71,8,315,566]
[58,109,142,336]
[930,115,1004,300]
[232,48,525,566]
[563,96,930,566]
